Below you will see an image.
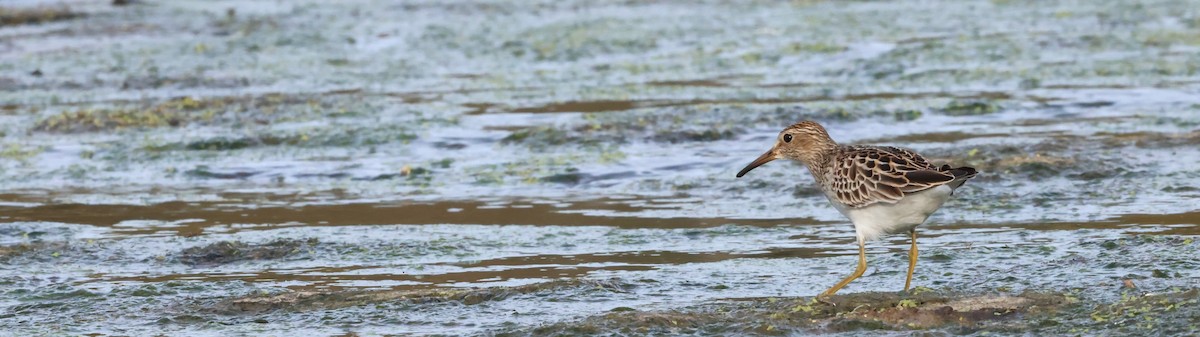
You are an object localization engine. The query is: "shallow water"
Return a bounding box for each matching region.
[2,0,1200,335]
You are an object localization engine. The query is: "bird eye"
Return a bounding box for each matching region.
[783,134,793,143]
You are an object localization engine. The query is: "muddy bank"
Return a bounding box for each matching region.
[0,6,81,26]
[505,289,1199,336]
[509,291,1074,335]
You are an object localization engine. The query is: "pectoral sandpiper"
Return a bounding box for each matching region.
[736,121,977,300]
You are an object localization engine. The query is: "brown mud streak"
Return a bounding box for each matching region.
[1095,130,1200,148]
[645,79,729,87]
[81,248,836,291]
[86,265,651,292]
[3,195,1196,238]
[0,199,823,237]
[643,74,764,87]
[495,91,1034,114]
[14,86,540,110]
[0,6,82,26]
[999,115,1132,127]
[864,131,1009,144]
[208,278,630,314]
[863,130,1072,144]
[445,247,838,268]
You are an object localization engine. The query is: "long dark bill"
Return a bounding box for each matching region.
[736,149,776,178]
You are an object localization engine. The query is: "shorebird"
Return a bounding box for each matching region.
[736,121,976,300]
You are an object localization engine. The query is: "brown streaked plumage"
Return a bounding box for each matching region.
[826,145,965,208]
[736,121,977,301]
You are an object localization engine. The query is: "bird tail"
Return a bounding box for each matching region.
[940,164,977,190]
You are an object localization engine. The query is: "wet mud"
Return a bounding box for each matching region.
[510,291,1078,335]
[513,288,1200,335]
[178,238,319,266]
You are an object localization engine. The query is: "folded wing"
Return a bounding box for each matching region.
[830,146,966,208]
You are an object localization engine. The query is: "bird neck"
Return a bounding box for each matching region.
[800,144,840,182]
[797,142,839,168]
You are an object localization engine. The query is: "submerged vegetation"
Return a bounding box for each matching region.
[31,95,355,133]
[178,239,318,266]
[0,6,80,26]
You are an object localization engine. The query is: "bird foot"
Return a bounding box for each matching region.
[815,295,837,306]
[903,286,932,296]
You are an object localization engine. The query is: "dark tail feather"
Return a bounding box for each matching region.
[940,164,977,190]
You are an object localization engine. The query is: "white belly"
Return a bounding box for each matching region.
[828,185,953,242]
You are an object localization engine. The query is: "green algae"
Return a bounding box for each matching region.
[33,97,220,133]
[1086,290,1200,335]
[941,100,1001,116]
[178,239,319,266]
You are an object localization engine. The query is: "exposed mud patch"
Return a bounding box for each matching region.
[211,278,631,315]
[0,199,817,235]
[503,92,1015,115]
[178,239,318,266]
[32,94,354,133]
[0,6,81,26]
[509,290,1076,335]
[1097,131,1200,149]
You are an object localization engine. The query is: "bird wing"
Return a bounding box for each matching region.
[829,146,957,208]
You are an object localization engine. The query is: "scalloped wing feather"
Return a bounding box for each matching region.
[831,146,958,208]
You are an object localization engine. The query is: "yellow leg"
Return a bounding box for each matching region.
[904,229,918,292]
[819,238,867,298]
